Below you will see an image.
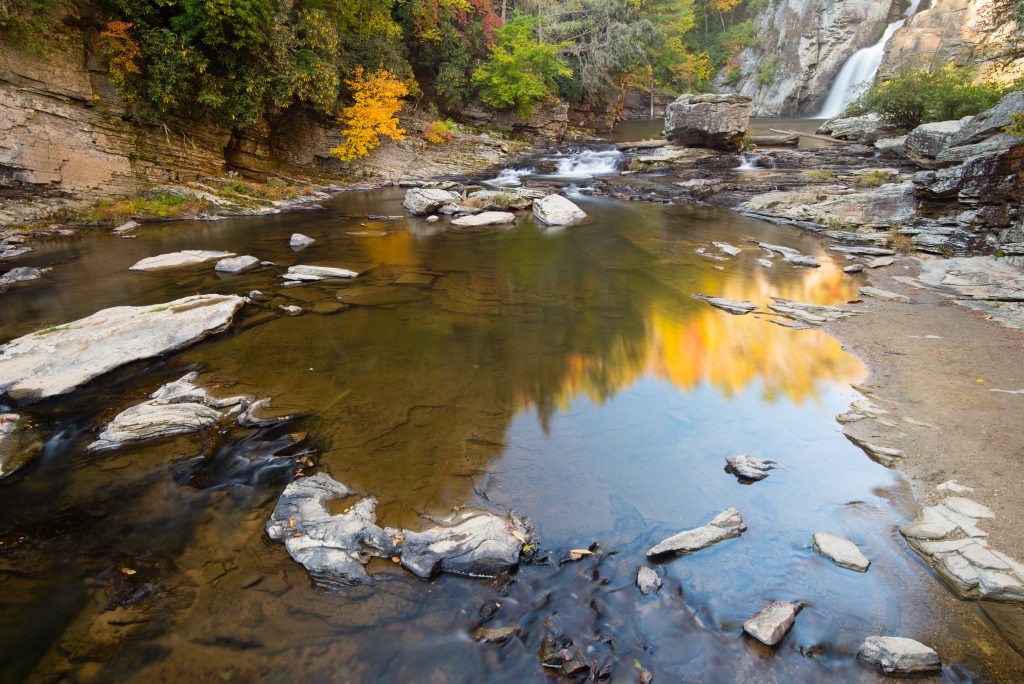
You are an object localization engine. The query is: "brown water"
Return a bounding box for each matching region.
[1,186,1021,682]
[613,117,830,148]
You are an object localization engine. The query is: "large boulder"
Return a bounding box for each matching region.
[663,94,751,151]
[819,113,897,144]
[402,188,462,216]
[906,119,970,169]
[0,294,246,404]
[948,91,1024,148]
[532,194,587,226]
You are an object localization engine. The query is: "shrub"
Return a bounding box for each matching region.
[805,170,835,181]
[847,65,1008,131]
[853,170,892,187]
[421,118,458,143]
[1008,112,1024,137]
[887,233,915,254]
[755,58,778,87]
[331,67,409,161]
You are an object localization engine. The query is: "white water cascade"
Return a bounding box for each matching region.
[549,149,623,177]
[814,0,924,119]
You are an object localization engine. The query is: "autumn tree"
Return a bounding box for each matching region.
[331,68,409,160]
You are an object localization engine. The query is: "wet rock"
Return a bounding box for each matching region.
[907,119,967,169]
[819,114,895,144]
[712,241,741,256]
[844,264,864,273]
[663,93,751,151]
[215,255,260,274]
[868,256,895,268]
[758,243,820,268]
[473,625,520,644]
[743,183,917,231]
[858,286,909,302]
[901,498,1024,601]
[812,532,870,572]
[757,258,773,268]
[538,633,589,677]
[532,194,586,226]
[767,298,856,326]
[0,266,43,288]
[290,233,315,249]
[389,509,535,580]
[0,413,42,479]
[844,433,903,466]
[464,188,544,211]
[725,454,775,481]
[0,294,246,404]
[0,245,32,259]
[112,220,139,234]
[451,211,517,228]
[857,636,941,675]
[829,245,894,257]
[637,566,663,595]
[425,215,440,223]
[403,188,462,216]
[743,600,801,646]
[691,294,759,315]
[283,265,359,281]
[129,250,236,272]
[279,305,303,316]
[266,473,395,586]
[646,508,746,557]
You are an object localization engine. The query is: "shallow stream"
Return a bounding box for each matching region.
[1,161,1022,681]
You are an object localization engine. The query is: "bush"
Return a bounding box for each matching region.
[331,68,408,161]
[847,65,1008,131]
[755,58,777,87]
[421,118,458,143]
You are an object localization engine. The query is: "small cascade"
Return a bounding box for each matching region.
[736,153,777,170]
[814,0,924,119]
[487,167,534,187]
[549,149,623,177]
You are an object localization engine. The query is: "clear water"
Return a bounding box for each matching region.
[0,186,1021,682]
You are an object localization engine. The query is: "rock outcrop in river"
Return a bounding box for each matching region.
[663,94,750,151]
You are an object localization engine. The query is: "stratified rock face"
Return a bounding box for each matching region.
[813,532,871,572]
[741,182,918,230]
[722,0,896,115]
[743,601,801,646]
[646,508,746,557]
[0,294,246,404]
[532,194,587,226]
[455,100,569,140]
[403,188,463,216]
[858,636,941,675]
[663,94,751,151]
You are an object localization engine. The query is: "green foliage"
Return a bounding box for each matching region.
[755,57,776,86]
[1008,112,1024,137]
[0,0,56,52]
[472,16,572,116]
[847,65,1009,131]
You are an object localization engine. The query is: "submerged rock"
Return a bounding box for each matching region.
[473,625,520,644]
[725,454,775,481]
[712,241,741,256]
[532,194,587,226]
[844,433,903,466]
[646,508,746,557]
[0,294,245,404]
[857,636,941,675]
[451,211,517,228]
[901,498,1024,601]
[403,188,462,215]
[742,600,801,646]
[267,472,536,585]
[691,294,759,315]
[215,255,260,274]
[812,532,870,572]
[663,93,750,151]
[637,566,663,595]
[758,243,820,268]
[290,233,315,249]
[0,267,43,289]
[283,265,359,281]
[129,250,236,272]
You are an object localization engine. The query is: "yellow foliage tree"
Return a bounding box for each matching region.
[331,68,409,161]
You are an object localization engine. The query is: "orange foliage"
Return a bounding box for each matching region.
[100,21,142,88]
[331,67,409,161]
[421,119,457,144]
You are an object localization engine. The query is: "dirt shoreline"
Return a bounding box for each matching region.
[823,257,1024,652]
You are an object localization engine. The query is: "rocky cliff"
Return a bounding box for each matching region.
[723,0,901,116]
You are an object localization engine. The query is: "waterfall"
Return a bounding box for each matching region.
[549,149,623,177]
[814,0,924,119]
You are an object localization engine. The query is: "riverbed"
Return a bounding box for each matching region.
[1,157,1022,681]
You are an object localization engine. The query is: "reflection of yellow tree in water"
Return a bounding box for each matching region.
[547,260,865,410]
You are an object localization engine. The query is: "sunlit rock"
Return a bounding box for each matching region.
[725,455,776,481]
[283,265,359,281]
[813,532,870,572]
[636,567,663,595]
[742,600,801,646]
[646,508,746,557]
[691,294,759,315]
[403,188,462,216]
[532,194,586,226]
[858,636,941,675]
[215,255,260,273]
[451,211,517,228]
[129,250,235,271]
[290,233,315,249]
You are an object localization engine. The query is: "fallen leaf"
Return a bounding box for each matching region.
[120,567,136,576]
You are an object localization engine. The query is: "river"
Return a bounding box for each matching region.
[0,137,1020,681]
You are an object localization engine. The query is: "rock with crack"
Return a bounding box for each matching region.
[900,497,1024,601]
[283,265,359,281]
[743,601,801,646]
[129,250,236,271]
[532,194,586,226]
[637,566,663,595]
[403,188,462,216]
[0,295,246,404]
[450,211,517,228]
[857,636,941,675]
[388,509,536,580]
[844,432,903,466]
[85,372,259,452]
[646,508,746,557]
[758,243,820,268]
[725,455,775,481]
[691,294,759,315]
[812,532,870,572]
[266,473,395,586]
[859,286,909,302]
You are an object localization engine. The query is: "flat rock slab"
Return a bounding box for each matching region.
[692,294,759,315]
[868,256,895,268]
[743,601,801,646]
[647,508,746,557]
[725,454,775,481]
[829,245,895,257]
[859,286,910,302]
[844,432,903,466]
[637,566,663,595]
[0,267,43,288]
[813,532,870,572]
[130,250,235,271]
[759,243,820,268]
[858,636,941,675]
[215,255,260,273]
[0,294,245,404]
[713,241,741,256]
[532,194,586,226]
[283,265,359,281]
[901,498,1024,601]
[267,473,536,585]
[451,211,517,228]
